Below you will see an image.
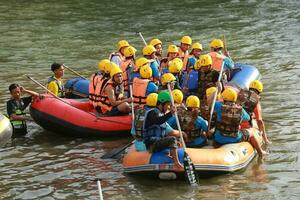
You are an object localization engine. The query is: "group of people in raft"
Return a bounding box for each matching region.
[6,35,270,171]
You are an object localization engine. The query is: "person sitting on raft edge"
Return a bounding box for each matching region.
[96,66,132,116]
[142,91,188,172]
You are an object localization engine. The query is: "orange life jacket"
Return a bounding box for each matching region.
[208,52,225,72]
[178,48,189,71]
[132,77,150,108]
[120,59,132,92]
[97,79,118,113]
[89,72,103,107]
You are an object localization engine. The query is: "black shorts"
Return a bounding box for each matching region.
[150,136,177,153]
[105,106,122,116]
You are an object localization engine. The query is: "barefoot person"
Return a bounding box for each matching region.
[142,91,186,171]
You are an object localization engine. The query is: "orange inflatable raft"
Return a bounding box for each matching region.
[123,128,262,177]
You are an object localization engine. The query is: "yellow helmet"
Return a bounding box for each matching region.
[98,59,112,73]
[222,88,237,102]
[249,80,263,93]
[191,42,203,51]
[161,73,176,86]
[146,93,158,107]
[181,36,192,45]
[150,38,162,47]
[210,39,224,49]
[124,46,137,58]
[168,45,179,54]
[171,89,184,104]
[168,58,183,73]
[186,95,200,108]
[206,87,221,100]
[135,57,149,70]
[110,66,122,78]
[139,65,152,79]
[197,54,212,68]
[143,45,156,56]
[117,40,129,50]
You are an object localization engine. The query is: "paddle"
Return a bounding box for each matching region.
[62,64,87,79]
[136,32,147,46]
[96,179,104,200]
[207,61,225,131]
[222,34,230,58]
[167,83,199,185]
[101,141,134,159]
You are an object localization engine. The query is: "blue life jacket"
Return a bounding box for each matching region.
[142,108,167,144]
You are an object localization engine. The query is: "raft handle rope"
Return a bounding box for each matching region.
[25,75,131,126]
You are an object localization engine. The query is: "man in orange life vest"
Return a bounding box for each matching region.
[149,38,163,62]
[178,36,192,72]
[109,40,130,67]
[143,45,161,83]
[89,59,114,108]
[160,45,179,75]
[120,46,137,96]
[132,65,158,109]
[208,39,234,80]
[97,66,132,116]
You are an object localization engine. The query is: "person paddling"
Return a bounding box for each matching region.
[142,91,187,171]
[6,84,40,136]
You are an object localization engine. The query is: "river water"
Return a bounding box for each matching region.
[0,0,300,199]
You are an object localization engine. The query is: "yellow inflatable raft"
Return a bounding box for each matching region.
[123,128,262,175]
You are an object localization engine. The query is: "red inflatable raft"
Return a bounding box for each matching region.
[30,94,132,137]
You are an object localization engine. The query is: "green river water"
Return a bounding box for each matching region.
[0,0,300,199]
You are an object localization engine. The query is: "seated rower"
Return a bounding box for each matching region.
[132,65,158,109]
[97,66,132,116]
[89,59,113,108]
[239,80,271,144]
[178,95,208,148]
[142,91,187,171]
[213,88,267,156]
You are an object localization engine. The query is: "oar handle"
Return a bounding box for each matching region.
[63,64,87,79]
[25,75,57,97]
[136,32,147,46]
[167,83,186,149]
[208,61,225,130]
[97,179,104,200]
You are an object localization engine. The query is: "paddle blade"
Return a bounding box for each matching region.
[183,152,199,185]
[101,141,133,159]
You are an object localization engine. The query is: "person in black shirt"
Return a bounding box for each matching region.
[6,83,40,136]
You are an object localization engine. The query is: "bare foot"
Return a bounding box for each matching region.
[173,163,184,172]
[259,150,269,157]
[264,139,272,145]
